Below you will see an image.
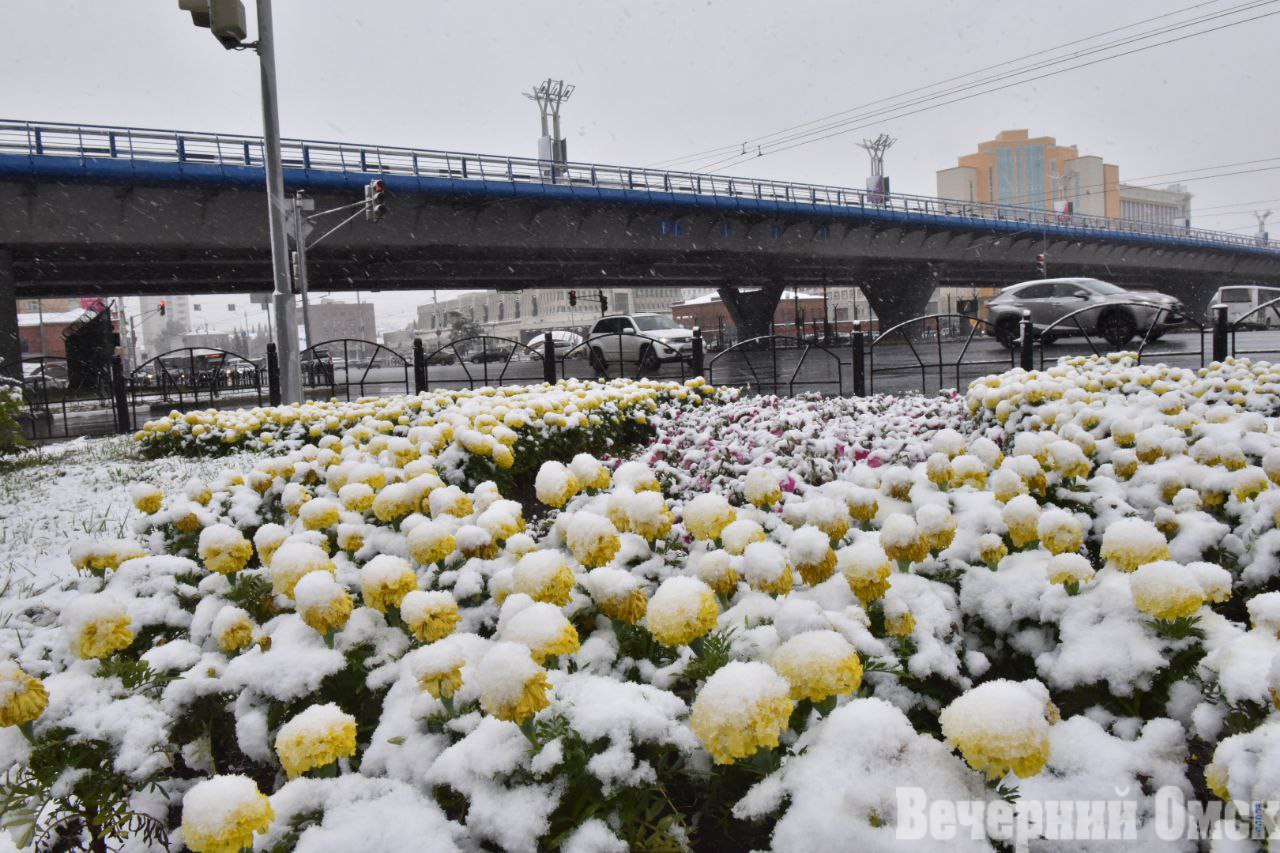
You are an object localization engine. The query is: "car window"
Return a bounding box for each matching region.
[1081,279,1127,296]
[1220,288,1253,303]
[1053,283,1089,298]
[1017,283,1055,299]
[617,318,636,332]
[633,315,679,331]
[594,318,620,334]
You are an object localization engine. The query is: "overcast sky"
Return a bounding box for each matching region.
[4,0,1277,336]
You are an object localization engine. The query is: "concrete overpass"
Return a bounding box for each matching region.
[3,119,1280,367]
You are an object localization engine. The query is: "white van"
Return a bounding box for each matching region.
[1211,286,1280,328]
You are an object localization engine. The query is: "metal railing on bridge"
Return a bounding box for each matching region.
[2,119,1277,255]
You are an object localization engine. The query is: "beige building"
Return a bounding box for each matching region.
[938,130,1191,226]
[306,300,376,346]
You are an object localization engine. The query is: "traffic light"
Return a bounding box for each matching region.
[598,290,608,314]
[158,300,166,317]
[364,179,388,222]
[568,290,577,308]
[177,0,246,49]
[1035,254,1047,278]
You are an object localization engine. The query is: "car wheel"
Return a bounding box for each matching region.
[588,347,608,374]
[1098,311,1136,348]
[1146,331,1165,343]
[994,318,1021,351]
[639,345,661,374]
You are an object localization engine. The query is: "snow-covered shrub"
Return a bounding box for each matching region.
[0,379,25,456]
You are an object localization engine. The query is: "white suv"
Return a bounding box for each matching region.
[585,313,694,372]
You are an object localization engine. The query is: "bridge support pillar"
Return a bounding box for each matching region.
[717,281,785,341]
[0,250,19,380]
[859,271,935,333]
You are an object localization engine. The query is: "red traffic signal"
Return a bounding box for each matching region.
[1035,254,1047,277]
[598,290,608,313]
[158,300,166,317]
[568,290,577,307]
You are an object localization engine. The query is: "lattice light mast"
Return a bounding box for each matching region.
[525,78,575,168]
[858,134,896,198]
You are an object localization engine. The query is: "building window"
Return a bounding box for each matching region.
[660,220,687,236]
[483,305,489,323]
[514,299,522,319]
[532,296,539,317]
[815,225,830,241]
[498,302,505,322]
[719,222,733,238]
[22,299,37,312]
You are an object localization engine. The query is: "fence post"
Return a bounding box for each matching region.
[1211,303,1229,362]
[691,327,704,376]
[111,355,131,434]
[413,338,426,393]
[1019,309,1034,371]
[542,332,557,384]
[851,321,866,396]
[266,342,281,406]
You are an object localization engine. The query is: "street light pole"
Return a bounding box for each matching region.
[255,0,300,403]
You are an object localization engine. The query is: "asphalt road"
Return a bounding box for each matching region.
[17,330,1280,441]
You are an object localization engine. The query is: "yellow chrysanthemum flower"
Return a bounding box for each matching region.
[294,570,354,636]
[400,590,461,643]
[694,550,740,596]
[269,542,337,598]
[181,775,275,853]
[198,525,254,575]
[565,512,622,568]
[1037,509,1084,556]
[646,577,720,646]
[213,606,256,654]
[838,543,892,604]
[690,661,794,764]
[684,494,737,541]
[359,555,419,613]
[512,550,577,606]
[1100,518,1170,572]
[534,461,580,508]
[299,498,341,531]
[129,483,164,515]
[1129,561,1205,621]
[64,595,134,660]
[940,680,1054,780]
[879,514,928,565]
[274,703,358,778]
[771,631,863,702]
[0,660,48,728]
[475,641,552,724]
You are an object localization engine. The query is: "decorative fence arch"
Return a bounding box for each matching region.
[129,347,265,419]
[300,339,410,401]
[0,355,118,440]
[707,335,839,396]
[420,335,545,391]
[1229,295,1280,360]
[1034,301,1204,370]
[866,313,1012,395]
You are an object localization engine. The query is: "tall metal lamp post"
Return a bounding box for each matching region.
[176,0,301,403]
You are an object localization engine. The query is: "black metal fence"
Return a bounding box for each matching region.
[4,310,1278,444]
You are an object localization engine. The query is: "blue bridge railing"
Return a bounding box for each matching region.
[1,118,1275,255]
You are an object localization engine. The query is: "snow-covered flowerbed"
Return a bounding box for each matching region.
[640,391,968,495]
[1,361,1279,851]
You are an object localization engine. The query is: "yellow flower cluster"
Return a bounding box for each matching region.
[274,703,358,778]
[0,660,48,728]
[690,661,794,764]
[181,775,275,853]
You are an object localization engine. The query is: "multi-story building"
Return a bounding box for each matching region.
[306,300,377,347]
[937,130,1192,227]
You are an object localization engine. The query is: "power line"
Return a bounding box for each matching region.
[694,3,1280,173]
[648,0,1235,169]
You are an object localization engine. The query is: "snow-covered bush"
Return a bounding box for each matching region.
[0,379,25,456]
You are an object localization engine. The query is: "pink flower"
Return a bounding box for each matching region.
[781,475,797,493]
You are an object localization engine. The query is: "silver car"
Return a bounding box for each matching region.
[985,277,1187,350]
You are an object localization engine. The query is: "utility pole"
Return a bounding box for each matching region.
[177,0,301,401]
[256,0,300,403]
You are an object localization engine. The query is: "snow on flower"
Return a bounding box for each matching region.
[939,679,1055,779]
[274,702,358,778]
[689,661,794,764]
[180,774,274,853]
